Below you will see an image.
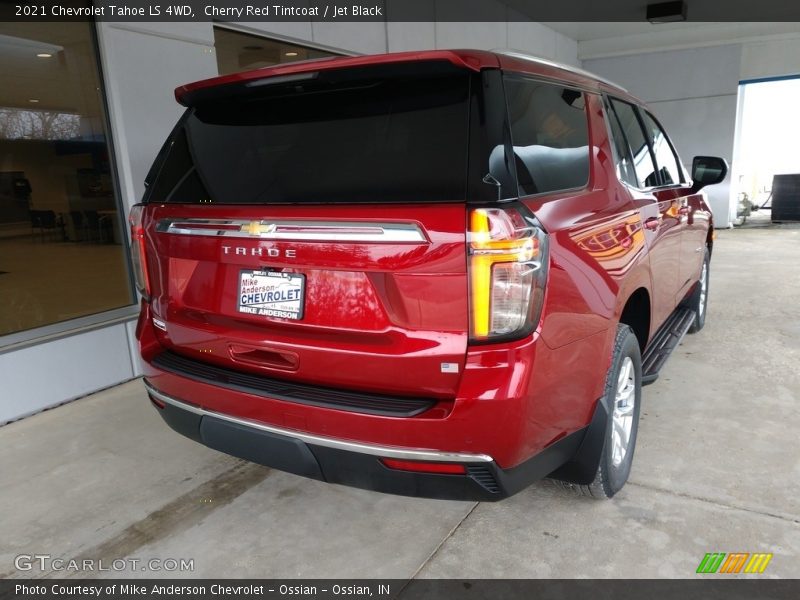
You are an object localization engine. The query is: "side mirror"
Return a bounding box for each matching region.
[691,156,728,193]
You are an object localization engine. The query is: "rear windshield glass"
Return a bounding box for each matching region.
[146,66,471,204]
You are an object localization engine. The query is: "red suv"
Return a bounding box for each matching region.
[132,50,727,500]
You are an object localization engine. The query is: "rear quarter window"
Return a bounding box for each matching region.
[503,75,590,196]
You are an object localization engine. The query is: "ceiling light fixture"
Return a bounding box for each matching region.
[29,99,39,103]
[285,51,299,57]
[646,0,687,23]
[36,52,53,58]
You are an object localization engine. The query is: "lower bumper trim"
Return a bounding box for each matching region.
[143,379,493,464]
[144,379,589,501]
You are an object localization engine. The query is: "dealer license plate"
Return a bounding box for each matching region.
[237,270,305,320]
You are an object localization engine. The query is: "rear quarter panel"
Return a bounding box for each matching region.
[509,92,653,459]
[527,93,651,351]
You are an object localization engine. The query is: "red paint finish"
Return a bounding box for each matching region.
[136,49,714,485]
[142,203,470,399]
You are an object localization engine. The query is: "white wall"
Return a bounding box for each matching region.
[0,323,135,423]
[237,2,580,64]
[96,23,219,209]
[740,37,800,80]
[584,44,741,227]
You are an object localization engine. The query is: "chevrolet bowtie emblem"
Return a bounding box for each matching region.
[243,221,277,236]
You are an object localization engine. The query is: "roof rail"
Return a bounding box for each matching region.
[491,49,629,93]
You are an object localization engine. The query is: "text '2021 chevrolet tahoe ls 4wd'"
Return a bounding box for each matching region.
[132,50,727,500]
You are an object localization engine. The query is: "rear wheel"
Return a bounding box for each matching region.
[579,324,642,499]
[684,248,710,333]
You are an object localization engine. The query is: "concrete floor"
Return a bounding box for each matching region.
[1,223,799,579]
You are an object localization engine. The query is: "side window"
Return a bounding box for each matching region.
[603,97,638,187]
[641,111,683,186]
[609,98,658,188]
[504,76,590,196]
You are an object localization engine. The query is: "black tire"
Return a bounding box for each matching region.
[683,247,710,333]
[578,324,642,499]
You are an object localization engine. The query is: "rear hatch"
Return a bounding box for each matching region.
[140,61,482,399]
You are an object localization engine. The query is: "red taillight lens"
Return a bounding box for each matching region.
[468,206,547,341]
[380,459,467,475]
[128,204,150,299]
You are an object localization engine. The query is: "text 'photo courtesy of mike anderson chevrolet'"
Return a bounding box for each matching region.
[130,49,727,501]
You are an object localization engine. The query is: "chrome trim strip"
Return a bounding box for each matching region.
[156,218,428,243]
[143,380,493,464]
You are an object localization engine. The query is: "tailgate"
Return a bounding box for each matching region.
[143,203,469,398]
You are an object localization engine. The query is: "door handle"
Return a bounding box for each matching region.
[644,217,660,231]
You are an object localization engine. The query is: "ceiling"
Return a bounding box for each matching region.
[499,0,800,59]
[508,0,800,21]
[542,22,800,59]
[543,22,714,41]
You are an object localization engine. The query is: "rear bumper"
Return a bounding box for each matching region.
[145,380,586,501]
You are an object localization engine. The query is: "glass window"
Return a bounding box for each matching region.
[603,98,638,187]
[609,99,658,188]
[213,27,339,75]
[504,77,590,196]
[147,65,471,205]
[642,111,683,186]
[0,22,133,338]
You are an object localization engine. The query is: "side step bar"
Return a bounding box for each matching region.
[641,307,696,385]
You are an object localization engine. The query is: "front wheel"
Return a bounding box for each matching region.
[683,247,710,333]
[579,324,642,499]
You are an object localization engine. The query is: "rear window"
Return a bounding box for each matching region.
[504,76,590,196]
[146,65,471,204]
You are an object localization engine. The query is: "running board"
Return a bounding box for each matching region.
[641,307,696,385]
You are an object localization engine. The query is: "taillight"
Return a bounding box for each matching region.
[468,206,548,342]
[128,204,151,299]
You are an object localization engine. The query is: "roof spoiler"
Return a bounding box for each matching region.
[174,50,497,107]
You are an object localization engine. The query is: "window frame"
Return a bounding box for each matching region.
[501,71,594,199]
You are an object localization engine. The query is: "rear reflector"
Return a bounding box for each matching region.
[380,459,467,475]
